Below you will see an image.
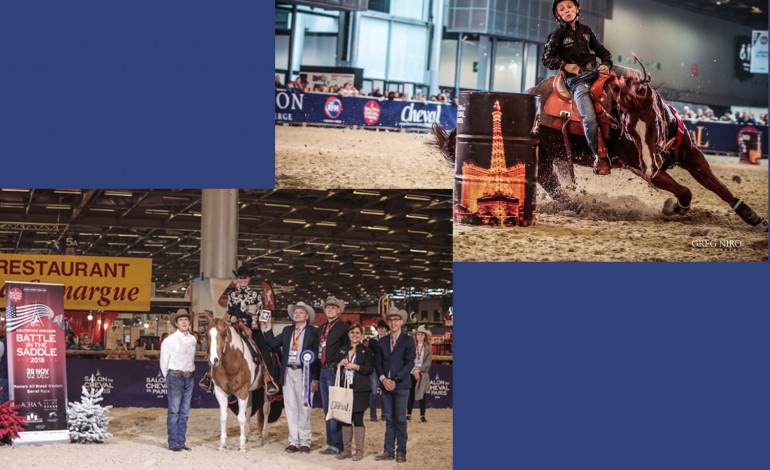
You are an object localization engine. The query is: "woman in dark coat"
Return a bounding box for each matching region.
[332,323,373,461]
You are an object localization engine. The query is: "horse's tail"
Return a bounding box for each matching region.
[429,123,457,168]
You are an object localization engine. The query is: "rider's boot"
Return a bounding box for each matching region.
[593,155,611,175]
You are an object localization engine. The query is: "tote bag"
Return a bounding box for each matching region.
[325,364,353,424]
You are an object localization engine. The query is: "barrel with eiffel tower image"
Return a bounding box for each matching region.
[453,92,540,227]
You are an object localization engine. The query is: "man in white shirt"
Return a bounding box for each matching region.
[160,309,198,451]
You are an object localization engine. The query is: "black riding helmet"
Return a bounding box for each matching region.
[552,0,580,21]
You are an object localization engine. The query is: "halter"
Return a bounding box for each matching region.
[208,320,231,367]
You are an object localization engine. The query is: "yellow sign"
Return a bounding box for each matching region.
[0,254,152,311]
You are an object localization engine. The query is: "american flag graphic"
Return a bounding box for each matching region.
[6,303,56,332]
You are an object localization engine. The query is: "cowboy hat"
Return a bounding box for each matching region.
[323,295,345,313]
[288,301,315,323]
[171,308,192,327]
[382,305,407,323]
[414,325,432,338]
[233,265,255,278]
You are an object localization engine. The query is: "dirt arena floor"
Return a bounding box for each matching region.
[275,125,452,189]
[1,407,453,469]
[456,158,768,262]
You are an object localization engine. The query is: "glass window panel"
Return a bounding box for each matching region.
[357,16,389,79]
[523,42,538,92]
[440,39,458,89]
[302,36,337,66]
[388,22,428,83]
[390,0,425,21]
[491,40,523,93]
[275,35,290,71]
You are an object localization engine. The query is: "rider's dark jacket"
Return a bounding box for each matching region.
[542,21,612,78]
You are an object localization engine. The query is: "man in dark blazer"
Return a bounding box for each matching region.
[375,307,416,463]
[263,301,320,453]
[317,296,350,455]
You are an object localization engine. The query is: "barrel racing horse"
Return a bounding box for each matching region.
[432,56,768,232]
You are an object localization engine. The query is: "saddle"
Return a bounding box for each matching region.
[542,71,615,155]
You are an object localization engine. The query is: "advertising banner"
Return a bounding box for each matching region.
[64,360,454,409]
[275,91,457,130]
[686,121,768,156]
[6,281,69,444]
[750,30,768,74]
[0,254,152,311]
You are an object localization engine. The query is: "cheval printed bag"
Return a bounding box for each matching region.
[325,364,353,424]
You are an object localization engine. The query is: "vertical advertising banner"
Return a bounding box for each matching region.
[750,30,768,74]
[5,282,70,444]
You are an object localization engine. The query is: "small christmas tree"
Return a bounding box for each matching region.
[67,375,113,443]
[0,386,27,444]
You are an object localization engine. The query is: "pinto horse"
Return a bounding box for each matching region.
[205,314,272,451]
[433,58,768,232]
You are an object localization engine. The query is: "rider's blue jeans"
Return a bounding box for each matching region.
[567,69,600,155]
[166,371,194,450]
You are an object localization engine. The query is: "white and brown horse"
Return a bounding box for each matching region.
[205,314,271,451]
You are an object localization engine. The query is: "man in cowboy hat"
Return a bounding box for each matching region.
[317,295,350,455]
[262,301,320,453]
[227,265,279,396]
[367,319,389,422]
[160,309,198,451]
[374,306,415,463]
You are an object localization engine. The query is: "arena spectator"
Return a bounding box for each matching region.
[721,111,737,123]
[329,85,339,94]
[374,307,415,463]
[66,332,81,349]
[262,301,320,454]
[368,320,389,421]
[338,82,358,97]
[332,323,374,461]
[370,87,383,98]
[293,77,307,93]
[407,326,433,424]
[106,339,130,360]
[81,333,102,351]
[0,336,8,404]
[317,296,350,456]
[275,75,284,89]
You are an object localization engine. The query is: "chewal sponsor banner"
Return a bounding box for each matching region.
[275,91,457,130]
[6,282,69,444]
[65,360,452,409]
[0,254,152,311]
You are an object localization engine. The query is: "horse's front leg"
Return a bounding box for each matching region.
[237,396,251,452]
[649,171,692,216]
[213,386,229,451]
[679,144,768,231]
[261,390,271,446]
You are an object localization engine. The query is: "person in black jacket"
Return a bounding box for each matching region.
[543,0,613,175]
[331,323,374,461]
[263,301,320,454]
[367,320,389,421]
[317,296,350,455]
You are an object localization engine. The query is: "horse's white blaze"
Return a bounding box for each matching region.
[209,328,219,365]
[635,120,653,178]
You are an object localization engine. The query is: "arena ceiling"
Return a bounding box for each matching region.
[649,0,767,29]
[0,189,452,310]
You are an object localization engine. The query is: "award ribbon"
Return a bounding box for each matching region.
[301,350,316,407]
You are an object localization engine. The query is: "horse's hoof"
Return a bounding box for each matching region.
[753,218,768,233]
[663,198,689,216]
[239,447,247,453]
[218,446,226,452]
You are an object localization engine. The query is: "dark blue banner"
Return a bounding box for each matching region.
[686,121,768,156]
[275,91,457,130]
[65,359,452,409]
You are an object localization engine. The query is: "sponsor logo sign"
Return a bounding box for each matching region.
[324,96,343,119]
[363,100,381,125]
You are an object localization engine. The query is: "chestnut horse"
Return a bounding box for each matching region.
[433,59,768,232]
[205,314,272,451]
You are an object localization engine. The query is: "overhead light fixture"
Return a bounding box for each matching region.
[313,206,339,212]
[53,189,82,195]
[87,313,93,321]
[353,190,380,196]
[360,209,385,216]
[404,194,431,201]
[145,209,170,215]
[117,233,140,238]
[376,247,394,251]
[107,242,126,246]
[408,230,430,235]
[1,189,29,193]
[45,204,71,210]
[282,248,302,253]
[104,191,133,197]
[317,221,337,227]
[283,218,307,224]
[90,208,116,212]
[157,235,179,239]
[264,202,291,208]
[362,225,389,231]
[247,247,266,251]
[341,244,360,249]
[406,214,430,219]
[0,203,24,208]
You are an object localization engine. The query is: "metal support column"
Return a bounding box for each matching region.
[200,189,239,280]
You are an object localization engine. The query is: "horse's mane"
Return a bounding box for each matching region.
[614,70,654,114]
